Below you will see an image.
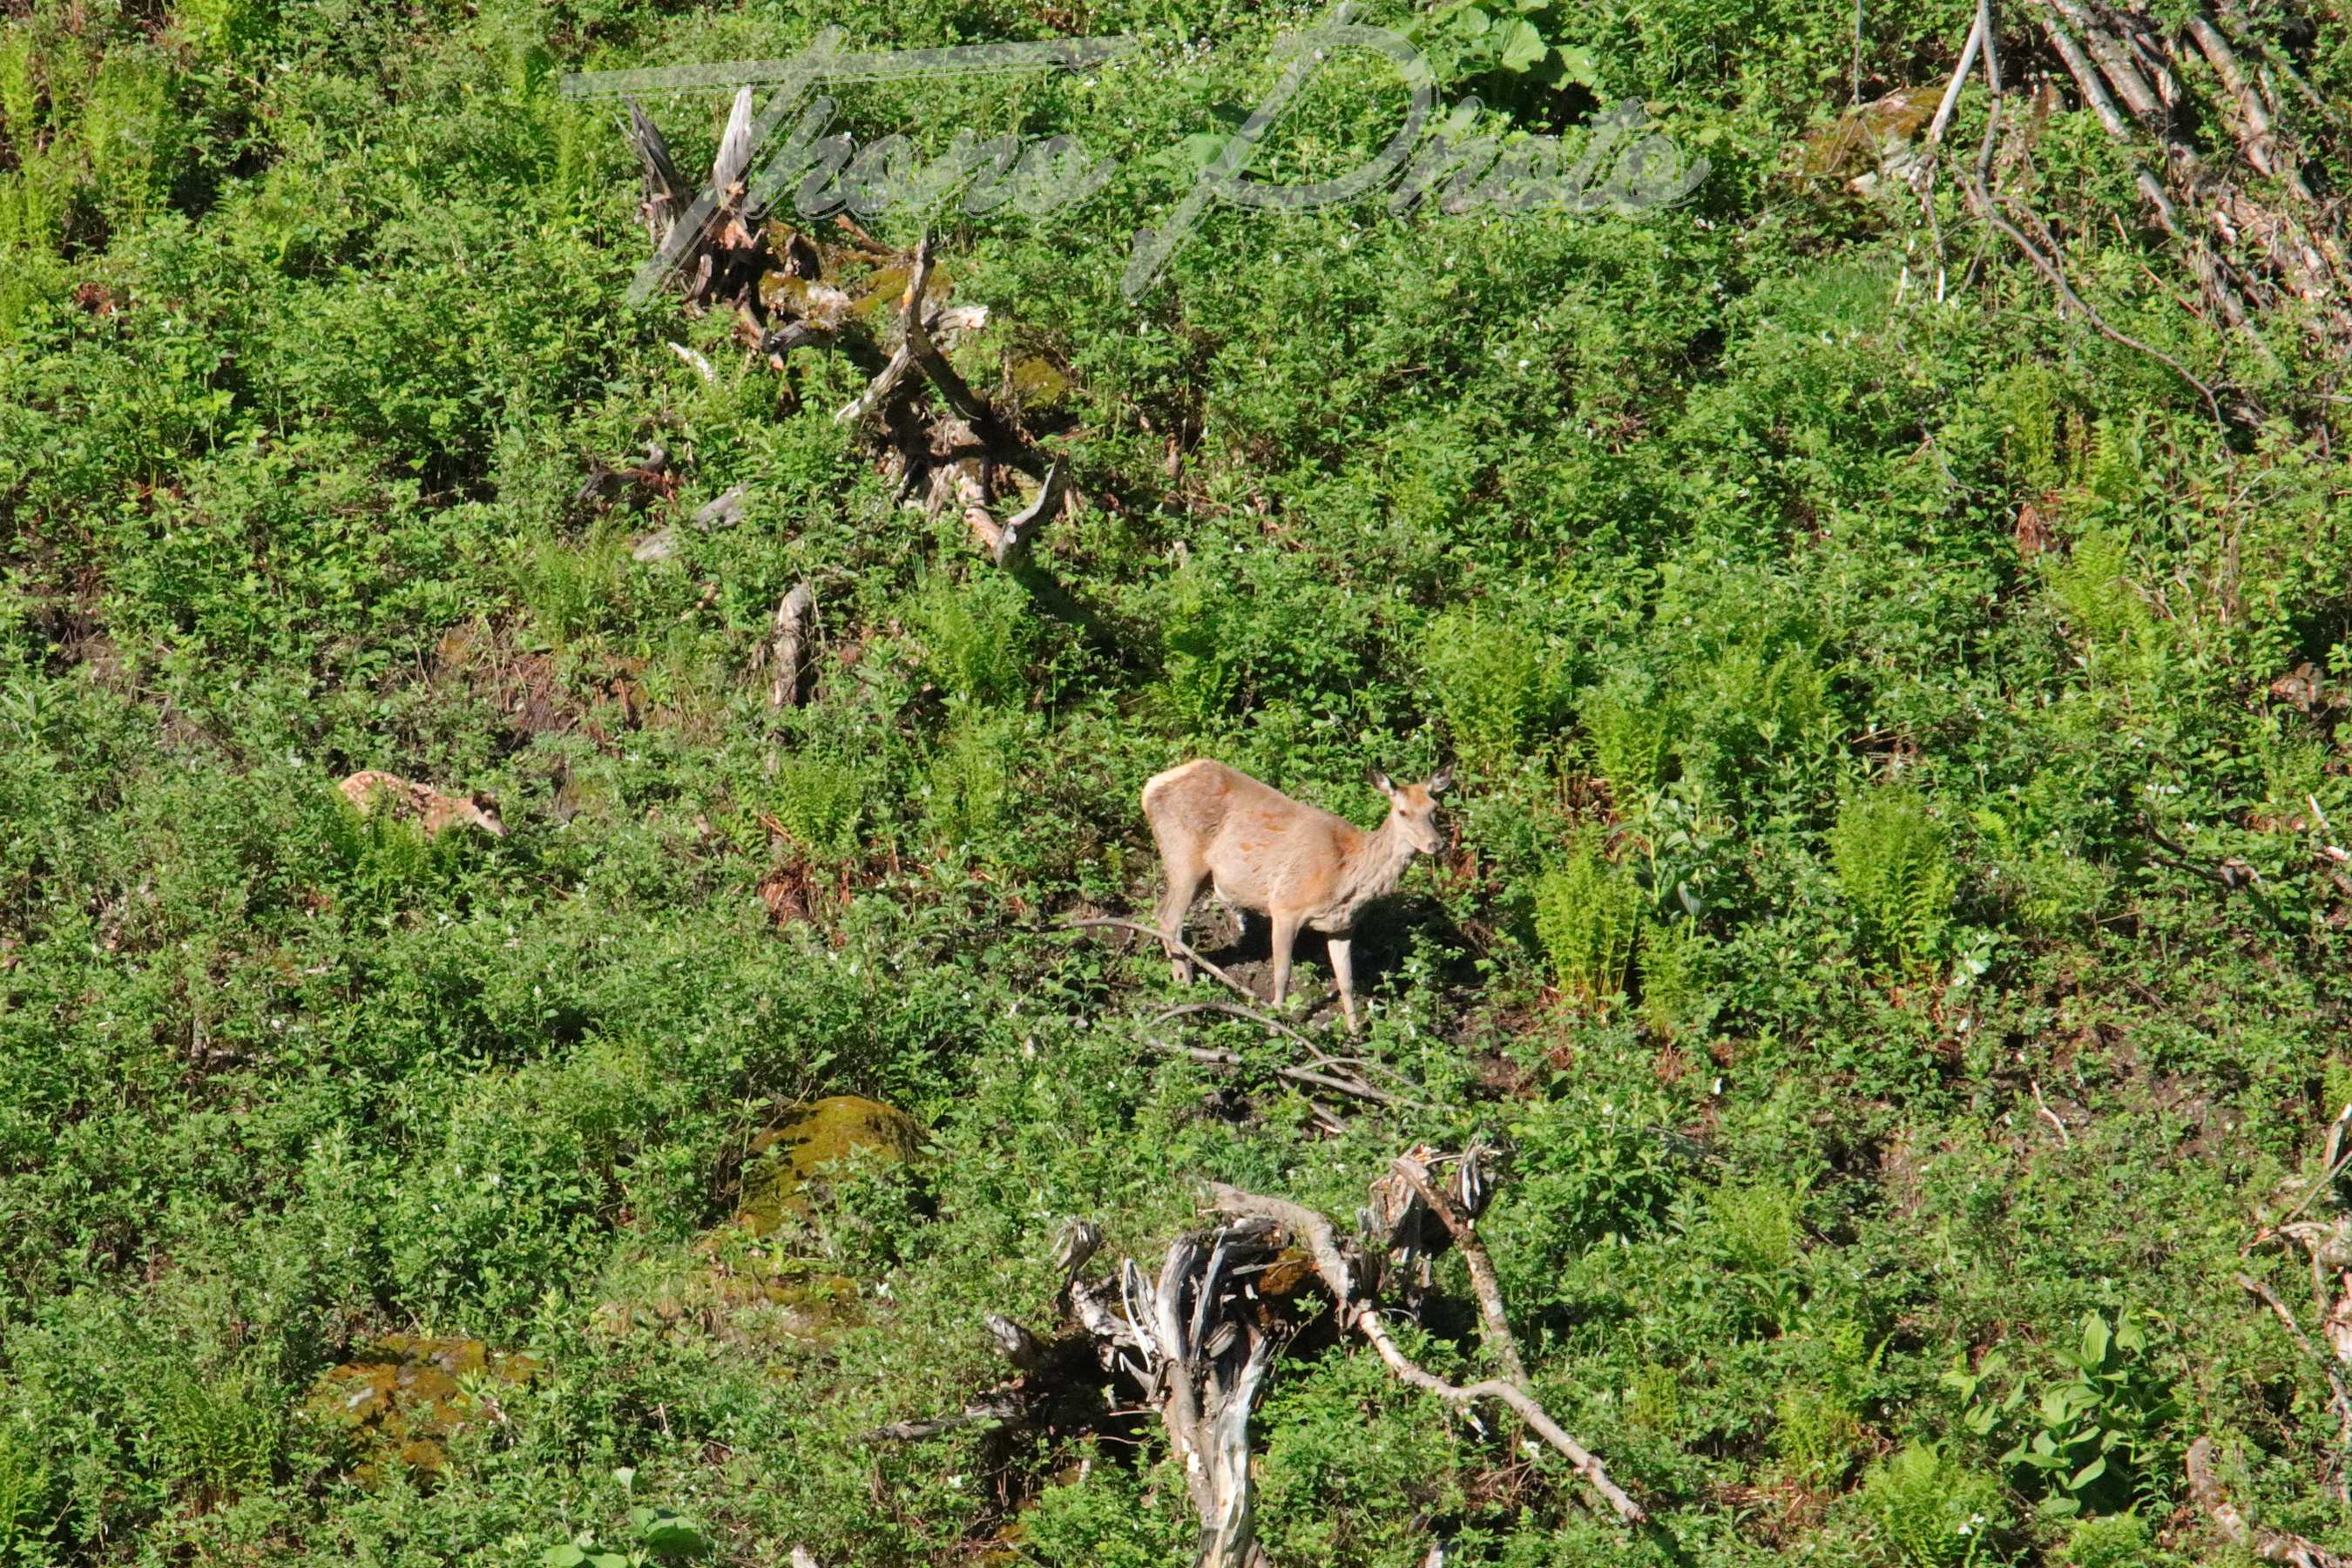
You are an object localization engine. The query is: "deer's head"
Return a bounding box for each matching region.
[1369,767,1452,855]
[461,794,509,838]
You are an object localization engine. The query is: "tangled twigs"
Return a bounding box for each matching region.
[1204,1182,1648,1525]
[1063,916,1428,1109]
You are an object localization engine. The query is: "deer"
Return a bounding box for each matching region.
[337,770,508,839]
[1141,759,1451,1034]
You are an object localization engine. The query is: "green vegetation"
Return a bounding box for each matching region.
[5,0,2352,1562]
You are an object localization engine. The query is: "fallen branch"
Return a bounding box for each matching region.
[1145,1035,1402,1107]
[764,582,814,708]
[899,233,1005,443]
[2187,1436,2352,1567]
[2236,1270,2352,1500]
[1204,1183,1646,1524]
[861,1391,1030,1443]
[2031,1079,2072,1148]
[1960,0,2232,427]
[1390,1154,1528,1387]
[1060,916,1260,1007]
[977,456,1069,569]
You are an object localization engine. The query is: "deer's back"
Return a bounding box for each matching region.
[1142,760,1356,903]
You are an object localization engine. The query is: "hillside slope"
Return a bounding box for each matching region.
[5,0,2352,1562]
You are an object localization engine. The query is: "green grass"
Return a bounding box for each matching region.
[3,0,2352,1562]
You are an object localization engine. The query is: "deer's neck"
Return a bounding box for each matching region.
[1333,814,1419,911]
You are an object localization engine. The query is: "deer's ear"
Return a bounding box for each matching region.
[1365,767,1396,794]
[1427,769,1454,796]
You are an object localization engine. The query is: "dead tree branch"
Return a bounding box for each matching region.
[2187,1436,2352,1566]
[1144,1034,1403,1107]
[1061,916,1260,1006]
[1203,1183,1646,1524]
[764,582,814,708]
[1390,1153,1528,1387]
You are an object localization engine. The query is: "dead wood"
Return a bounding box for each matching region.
[1061,916,1260,1006]
[2187,1436,2352,1566]
[1390,1152,1527,1387]
[1203,1182,1647,1524]
[763,582,814,708]
[1145,1034,1402,1107]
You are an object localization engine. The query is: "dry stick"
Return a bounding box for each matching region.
[2186,1435,2352,1568]
[1391,1157,1531,1388]
[1923,7,1985,149]
[1153,999,1321,1050]
[2274,1132,2352,1233]
[2030,1079,2072,1148]
[990,457,1069,569]
[1912,4,1985,301]
[2184,15,2281,177]
[835,340,919,426]
[1073,920,1428,1105]
[2236,1270,2352,1502]
[1062,916,1259,1005]
[1205,1184,1647,1525]
[899,233,1007,442]
[1150,1001,1415,1089]
[1149,1037,1401,1107]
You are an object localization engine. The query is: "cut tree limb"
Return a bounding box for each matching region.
[983,457,1068,569]
[1391,1155,1530,1387]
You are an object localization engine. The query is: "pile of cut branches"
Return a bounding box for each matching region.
[1916,0,2351,422]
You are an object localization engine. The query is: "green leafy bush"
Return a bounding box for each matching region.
[150,1362,280,1508]
[1580,672,1673,809]
[1423,606,1560,774]
[2045,526,2153,651]
[1636,914,1713,1037]
[909,573,1033,707]
[2060,1512,2151,1568]
[1777,1386,1866,1485]
[1857,1443,2004,1568]
[1831,786,1956,968]
[770,753,869,862]
[0,1417,51,1558]
[1963,1312,2177,1519]
[1532,833,1640,1009]
[924,711,1021,847]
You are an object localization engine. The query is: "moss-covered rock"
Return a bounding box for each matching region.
[731,1095,926,1236]
[299,1335,543,1481]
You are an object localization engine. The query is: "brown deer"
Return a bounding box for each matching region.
[337,771,508,839]
[1141,760,1450,1033]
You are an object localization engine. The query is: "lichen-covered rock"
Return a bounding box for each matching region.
[731,1095,926,1236]
[299,1335,542,1481]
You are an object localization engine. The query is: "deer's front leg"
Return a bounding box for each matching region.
[1267,911,1302,1011]
[1327,934,1359,1035]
